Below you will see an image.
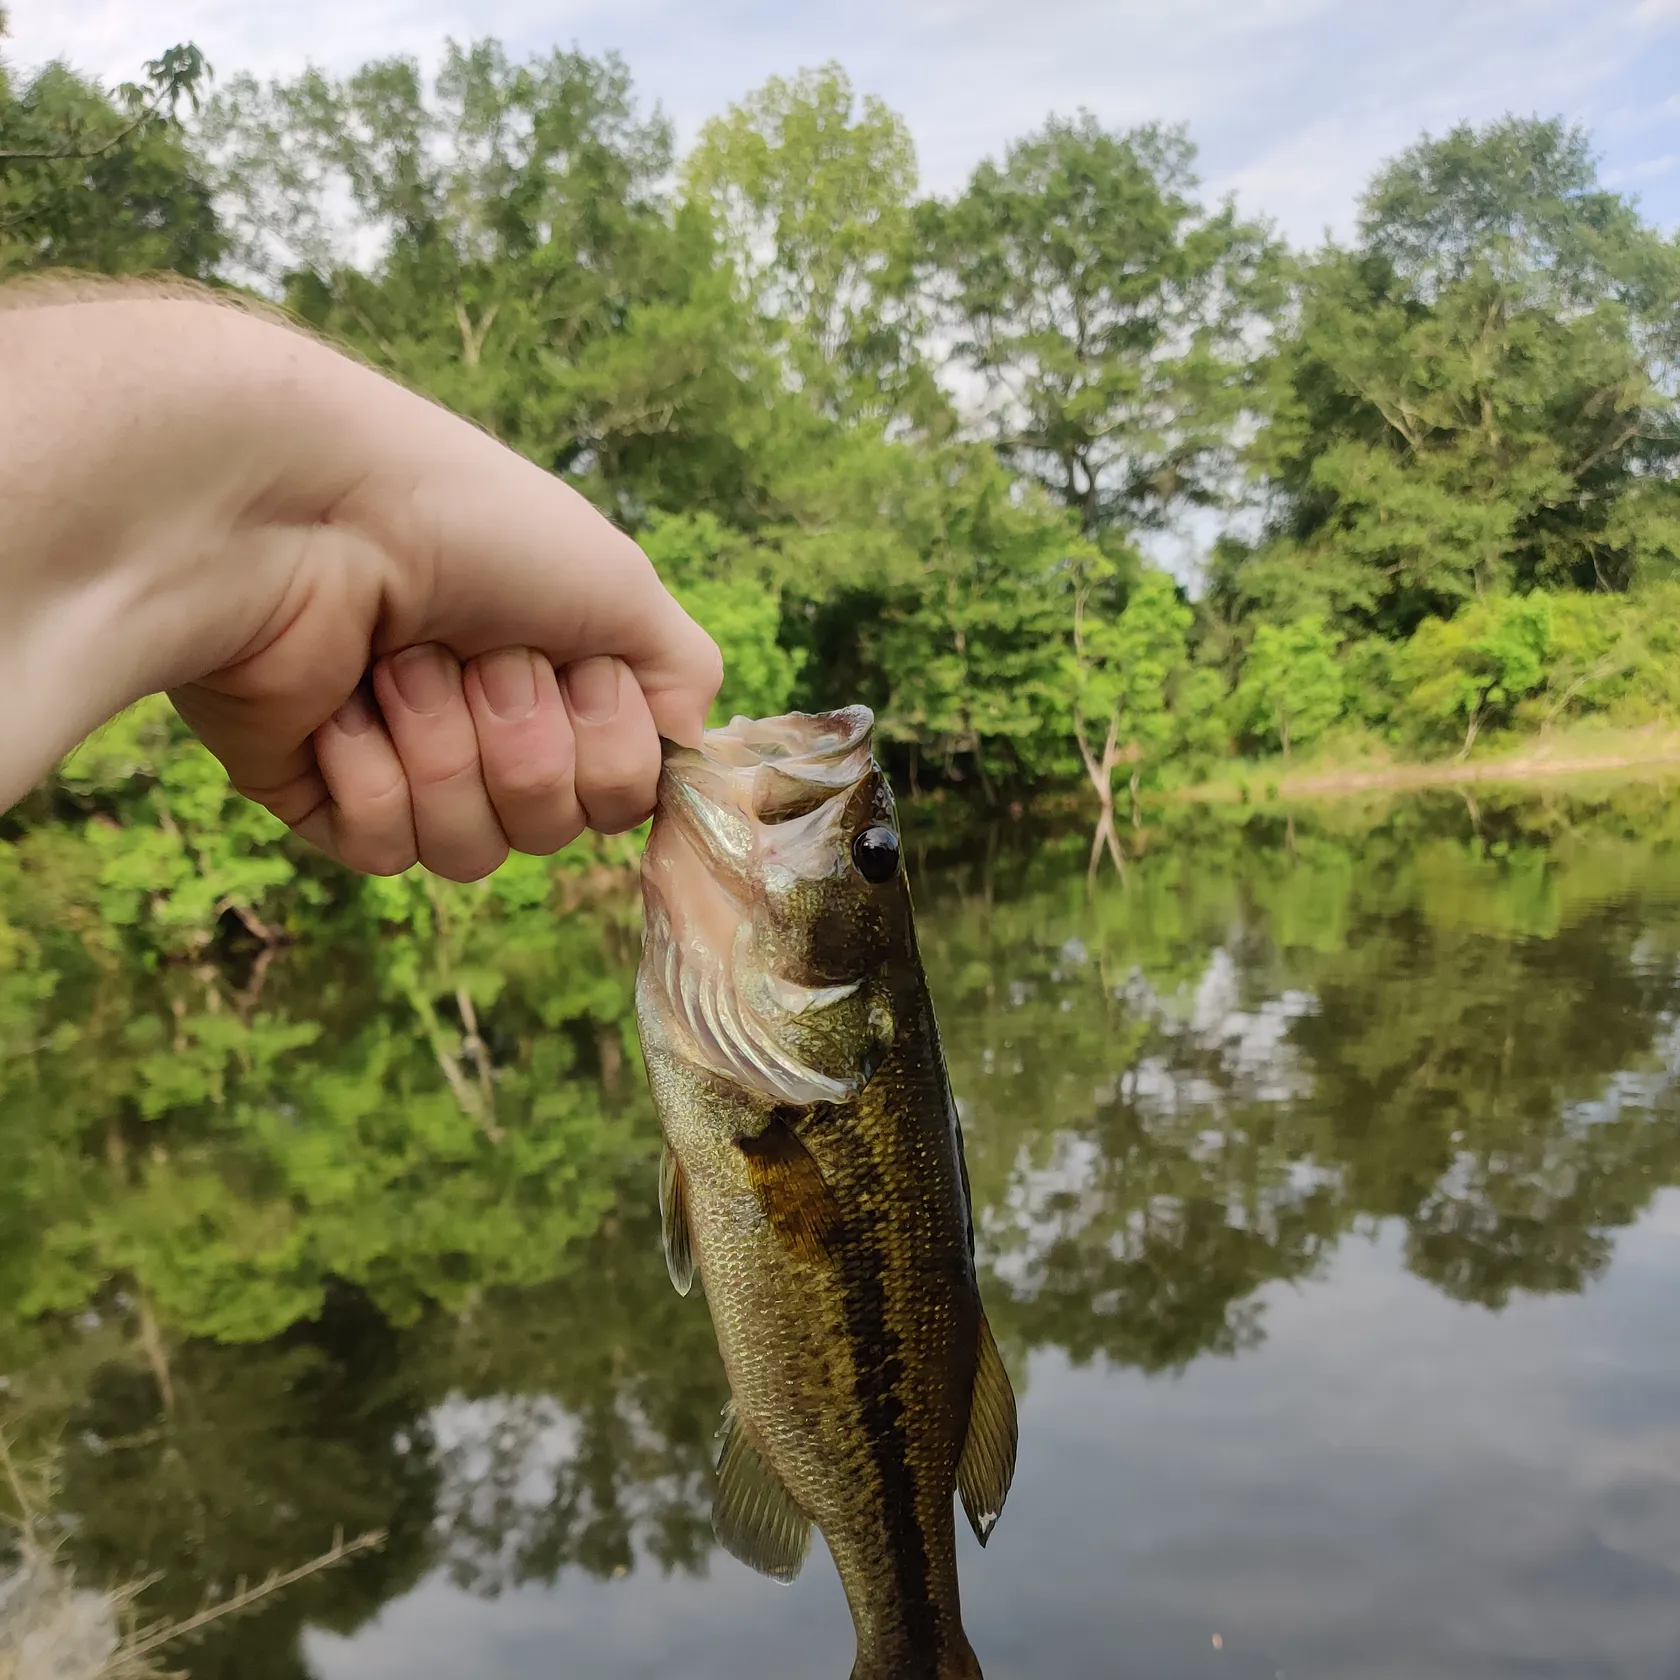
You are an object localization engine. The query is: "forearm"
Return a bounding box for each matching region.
[0,292,382,807]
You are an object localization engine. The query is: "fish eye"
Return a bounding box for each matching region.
[851,825,901,885]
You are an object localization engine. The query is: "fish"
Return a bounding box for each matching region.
[635,705,1018,1680]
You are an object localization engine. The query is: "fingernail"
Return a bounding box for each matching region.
[564,656,620,723]
[333,687,378,736]
[391,645,454,713]
[479,648,538,719]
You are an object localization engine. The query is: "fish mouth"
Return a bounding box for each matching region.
[660,706,876,825]
[637,708,884,1105]
[651,706,878,873]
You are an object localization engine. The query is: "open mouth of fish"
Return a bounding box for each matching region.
[639,706,891,1107]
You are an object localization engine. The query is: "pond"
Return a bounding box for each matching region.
[6,782,1680,1678]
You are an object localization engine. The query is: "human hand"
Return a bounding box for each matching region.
[0,290,721,880]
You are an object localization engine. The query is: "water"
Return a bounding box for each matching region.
[7,786,1680,1678]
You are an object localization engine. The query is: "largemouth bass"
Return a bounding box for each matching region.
[635,706,1018,1680]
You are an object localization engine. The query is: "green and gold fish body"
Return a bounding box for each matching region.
[636,707,1017,1680]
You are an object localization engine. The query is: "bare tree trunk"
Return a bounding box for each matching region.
[1460,706,1483,760]
[455,985,495,1115]
[1072,577,1127,884]
[136,1291,175,1416]
[1129,768,1142,830]
[1075,714,1126,885]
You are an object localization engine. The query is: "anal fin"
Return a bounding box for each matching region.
[713,1402,812,1582]
[957,1310,1018,1546]
[659,1143,695,1296]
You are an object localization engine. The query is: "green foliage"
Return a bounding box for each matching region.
[8,34,1680,857]
[1396,593,1553,754]
[682,63,931,425]
[201,42,773,525]
[1233,616,1345,756]
[1069,565,1218,821]
[640,512,804,722]
[863,455,1081,785]
[0,42,221,278]
[936,116,1281,535]
[1220,118,1680,637]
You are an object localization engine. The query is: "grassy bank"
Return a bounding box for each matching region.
[1177,722,1680,806]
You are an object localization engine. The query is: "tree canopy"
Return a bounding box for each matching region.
[4,33,1680,828]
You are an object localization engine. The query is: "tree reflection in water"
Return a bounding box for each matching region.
[6,786,1680,1673]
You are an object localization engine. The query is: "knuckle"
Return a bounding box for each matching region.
[409,753,485,797]
[491,756,573,805]
[695,633,725,697]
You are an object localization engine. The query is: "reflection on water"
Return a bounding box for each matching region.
[6,787,1680,1676]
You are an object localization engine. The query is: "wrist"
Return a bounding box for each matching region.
[0,293,386,805]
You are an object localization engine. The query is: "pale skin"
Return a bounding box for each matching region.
[0,288,723,880]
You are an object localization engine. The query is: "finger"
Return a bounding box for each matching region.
[296,684,418,875]
[463,648,586,856]
[373,644,509,883]
[563,656,662,834]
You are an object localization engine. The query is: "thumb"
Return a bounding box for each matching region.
[343,415,723,743]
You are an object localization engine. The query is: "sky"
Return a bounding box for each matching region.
[6,0,1680,246]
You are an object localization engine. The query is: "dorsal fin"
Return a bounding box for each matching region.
[658,1143,694,1296]
[957,1311,1018,1546]
[713,1402,812,1582]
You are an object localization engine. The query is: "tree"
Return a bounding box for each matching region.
[864,453,1077,792]
[1222,118,1680,636]
[936,116,1281,539]
[202,41,773,525]
[1396,593,1553,756]
[1233,616,1344,757]
[682,64,934,427]
[0,25,220,279]
[1069,564,1210,872]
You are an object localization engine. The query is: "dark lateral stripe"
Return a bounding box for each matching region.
[842,1236,938,1668]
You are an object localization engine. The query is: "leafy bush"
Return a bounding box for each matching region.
[1233,617,1345,756]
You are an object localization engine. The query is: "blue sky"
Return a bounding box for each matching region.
[7,0,1679,245]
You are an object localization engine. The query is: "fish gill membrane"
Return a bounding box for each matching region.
[635,707,1018,1680]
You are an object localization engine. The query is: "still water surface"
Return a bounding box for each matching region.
[9,789,1680,1678]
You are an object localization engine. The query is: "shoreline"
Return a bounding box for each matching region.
[1176,729,1680,805]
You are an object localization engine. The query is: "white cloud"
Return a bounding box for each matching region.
[5,0,1678,240]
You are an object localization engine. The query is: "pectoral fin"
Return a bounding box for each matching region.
[713,1402,812,1582]
[957,1311,1018,1546]
[658,1144,695,1296]
[738,1113,844,1266]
